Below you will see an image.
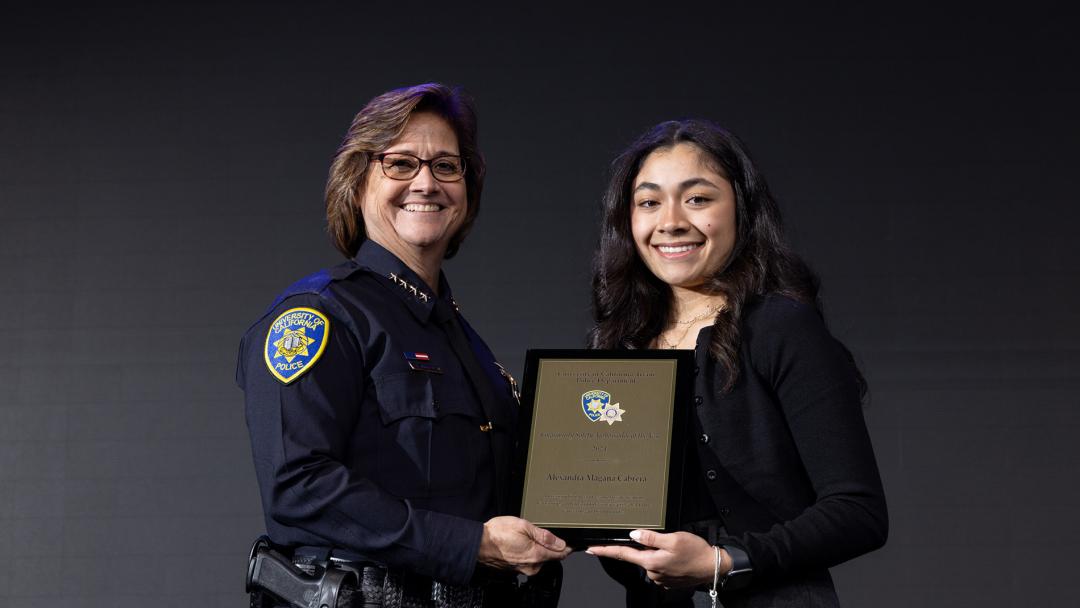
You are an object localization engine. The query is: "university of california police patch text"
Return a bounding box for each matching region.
[264,307,330,384]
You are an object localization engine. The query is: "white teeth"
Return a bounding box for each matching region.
[657,244,699,253]
[403,203,441,212]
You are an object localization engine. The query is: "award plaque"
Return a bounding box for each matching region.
[513,349,694,547]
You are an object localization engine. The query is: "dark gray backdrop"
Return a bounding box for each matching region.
[3,3,1078,607]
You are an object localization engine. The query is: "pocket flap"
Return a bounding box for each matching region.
[373,372,437,424]
[373,371,480,424]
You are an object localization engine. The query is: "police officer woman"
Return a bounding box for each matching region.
[585,120,887,607]
[238,83,570,607]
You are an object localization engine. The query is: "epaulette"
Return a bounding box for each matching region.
[258,267,351,385]
[264,269,333,314]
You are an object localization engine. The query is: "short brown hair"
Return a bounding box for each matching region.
[325,83,485,258]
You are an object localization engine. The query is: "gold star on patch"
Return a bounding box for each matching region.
[586,398,605,413]
[273,328,315,362]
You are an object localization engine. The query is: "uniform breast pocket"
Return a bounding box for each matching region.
[372,371,481,498]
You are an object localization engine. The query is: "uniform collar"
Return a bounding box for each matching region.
[354,239,456,324]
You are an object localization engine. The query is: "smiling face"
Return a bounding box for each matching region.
[630,143,737,290]
[359,111,467,263]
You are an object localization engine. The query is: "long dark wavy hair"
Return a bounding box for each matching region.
[589,119,862,394]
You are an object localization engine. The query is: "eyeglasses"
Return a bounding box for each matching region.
[372,153,466,182]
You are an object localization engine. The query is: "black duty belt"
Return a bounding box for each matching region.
[247,537,559,608]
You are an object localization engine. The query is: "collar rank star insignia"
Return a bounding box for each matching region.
[388,272,431,303]
[264,307,330,384]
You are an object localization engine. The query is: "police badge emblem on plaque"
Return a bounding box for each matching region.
[581,389,626,426]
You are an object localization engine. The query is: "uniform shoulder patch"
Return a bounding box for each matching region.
[263,307,331,384]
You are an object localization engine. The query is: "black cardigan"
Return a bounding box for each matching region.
[692,295,888,585]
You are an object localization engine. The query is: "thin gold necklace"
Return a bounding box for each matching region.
[672,303,723,325]
[657,304,723,349]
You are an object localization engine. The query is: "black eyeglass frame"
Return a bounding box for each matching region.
[371,152,467,183]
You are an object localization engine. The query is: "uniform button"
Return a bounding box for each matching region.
[694,395,703,405]
[694,366,700,376]
[699,433,710,444]
[705,469,718,481]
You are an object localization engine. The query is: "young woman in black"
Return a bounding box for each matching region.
[586,120,887,607]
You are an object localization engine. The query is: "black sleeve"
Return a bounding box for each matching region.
[721,298,888,581]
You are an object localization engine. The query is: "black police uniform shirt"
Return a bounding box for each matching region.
[236,240,519,586]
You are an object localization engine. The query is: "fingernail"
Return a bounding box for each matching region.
[585,548,595,555]
[629,530,642,540]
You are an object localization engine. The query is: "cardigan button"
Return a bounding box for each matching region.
[694,395,703,406]
[705,469,718,481]
[694,365,700,376]
[699,433,710,444]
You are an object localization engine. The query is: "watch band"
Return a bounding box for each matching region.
[719,544,753,590]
